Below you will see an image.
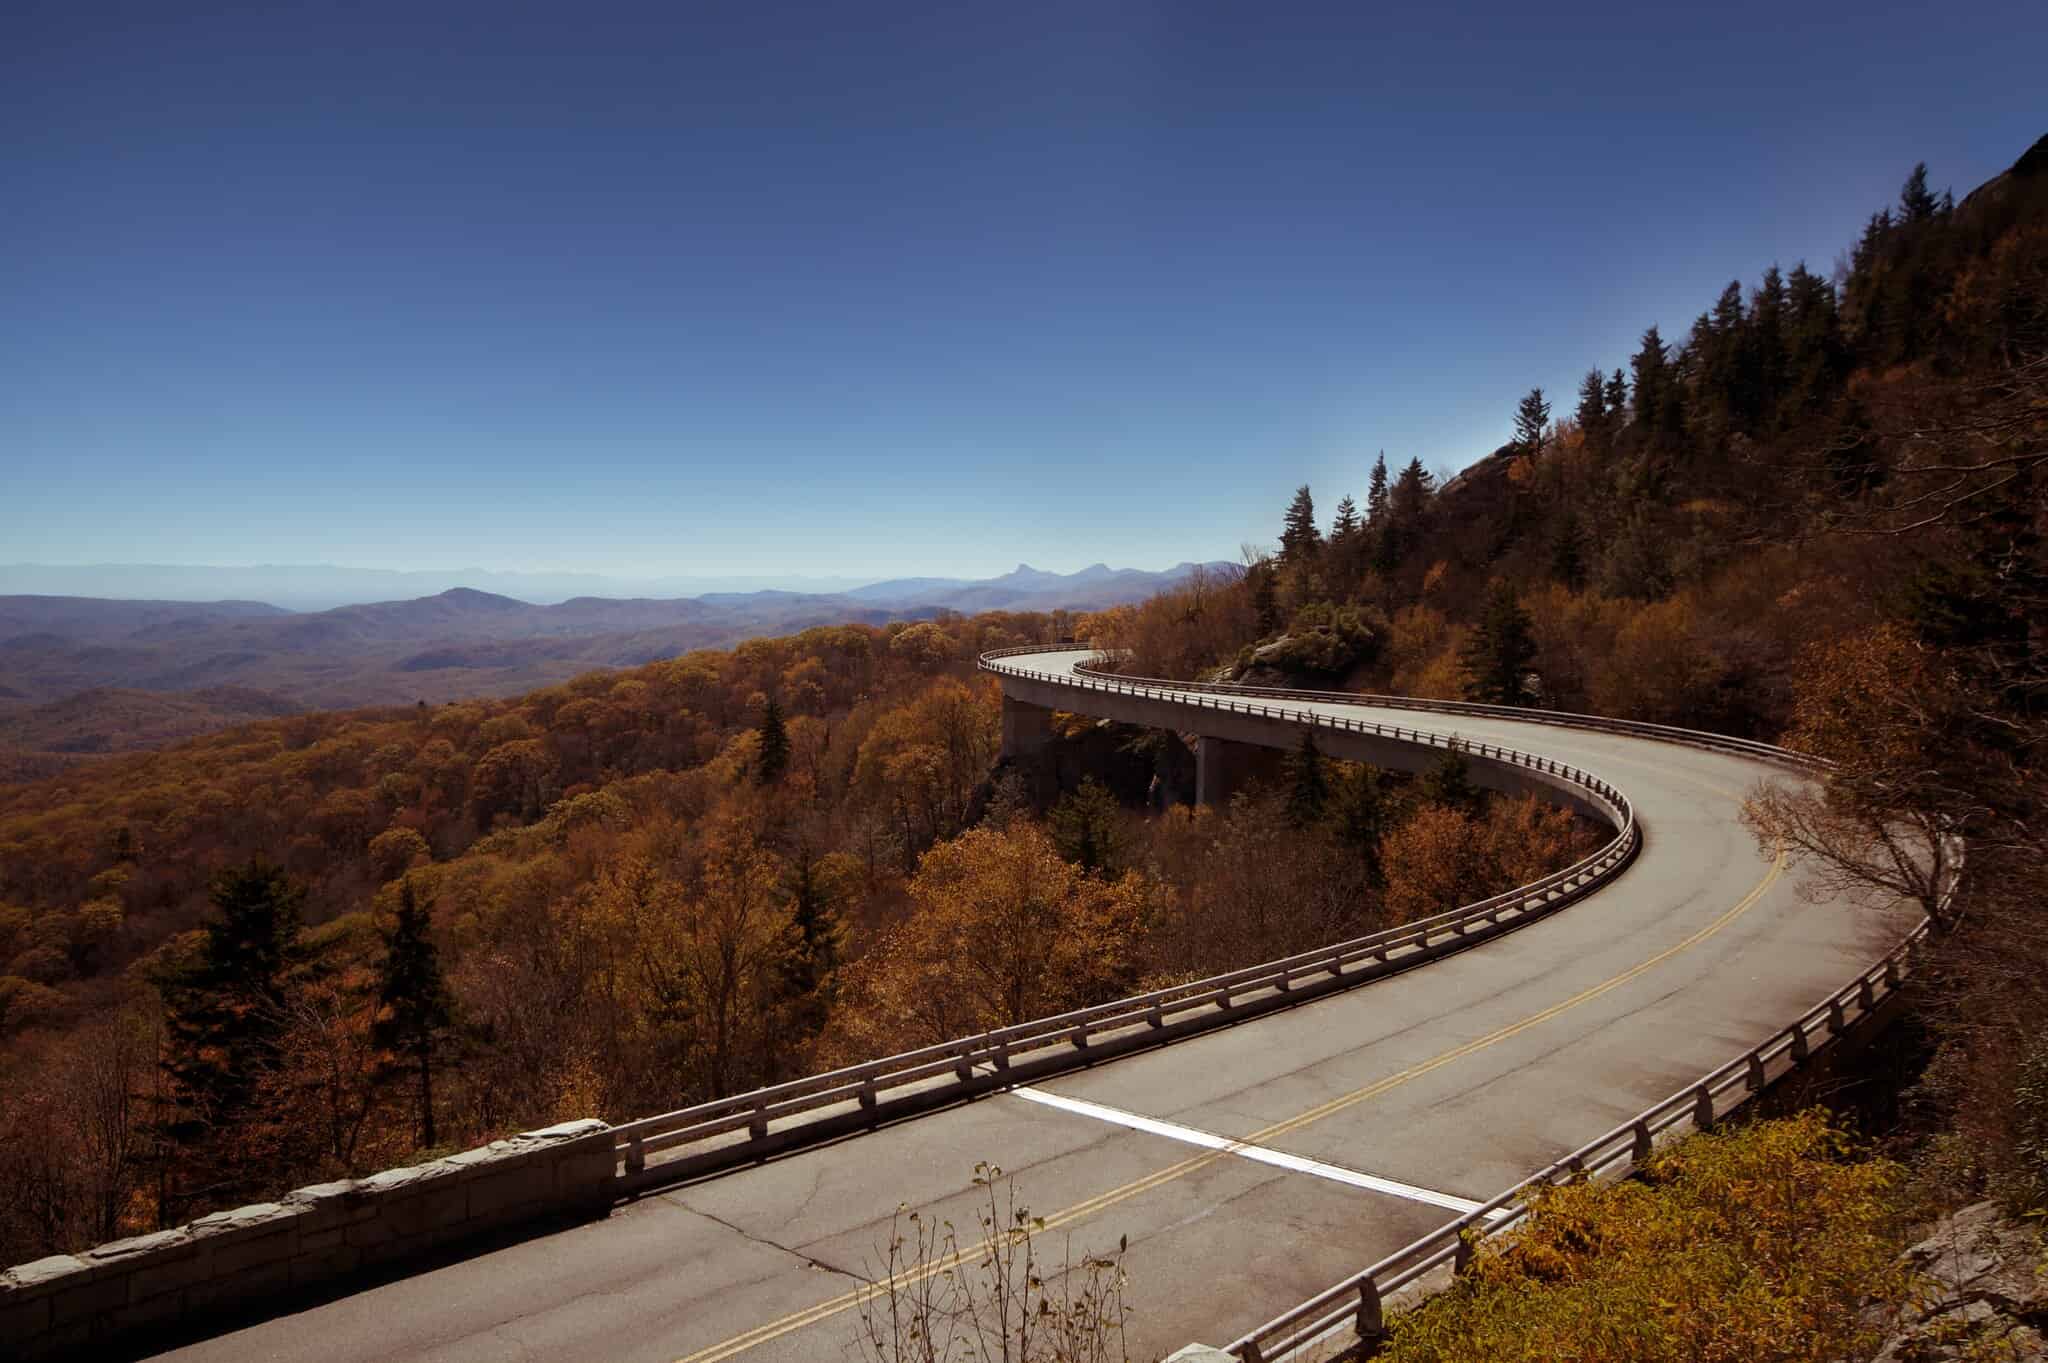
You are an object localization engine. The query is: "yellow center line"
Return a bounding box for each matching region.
[668,848,1789,1363]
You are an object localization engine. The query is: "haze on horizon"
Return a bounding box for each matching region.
[6,0,2043,581]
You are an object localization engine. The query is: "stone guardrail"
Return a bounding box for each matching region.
[607,646,1642,1191]
[0,1120,615,1361]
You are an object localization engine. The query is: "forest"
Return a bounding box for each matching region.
[3,134,2044,1267]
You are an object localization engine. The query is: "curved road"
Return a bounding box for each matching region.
[158,651,1899,1363]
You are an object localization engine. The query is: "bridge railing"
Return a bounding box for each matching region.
[1225,913,1932,1362]
[607,651,1644,1189]
[1035,643,1818,769]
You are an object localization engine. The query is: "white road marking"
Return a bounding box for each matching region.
[1010,1085,1507,1220]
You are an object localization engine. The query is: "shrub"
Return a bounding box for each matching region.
[1380,1111,1908,1363]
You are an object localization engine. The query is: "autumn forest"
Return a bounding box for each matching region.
[3,136,2046,1268]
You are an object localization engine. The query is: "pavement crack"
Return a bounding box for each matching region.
[681,1203,864,1283]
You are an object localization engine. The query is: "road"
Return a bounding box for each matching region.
[157,651,1900,1363]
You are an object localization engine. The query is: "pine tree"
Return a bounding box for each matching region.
[1575,370,1607,445]
[376,878,451,1148]
[778,844,844,1046]
[1366,453,1394,571]
[1631,325,1669,432]
[1550,509,1588,592]
[1285,726,1329,828]
[1049,779,1125,874]
[1250,564,1281,637]
[151,860,304,1212]
[1419,752,1481,817]
[1279,485,1322,566]
[1603,369,1628,423]
[1899,162,1939,226]
[1331,495,1360,541]
[1459,583,1537,706]
[1365,453,1390,525]
[1512,388,1551,460]
[1329,764,1390,883]
[756,696,790,785]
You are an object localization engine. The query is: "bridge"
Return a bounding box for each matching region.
[127,646,1903,1363]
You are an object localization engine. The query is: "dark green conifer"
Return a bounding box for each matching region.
[376,878,451,1148]
[1459,583,1538,706]
[1050,779,1125,874]
[1512,388,1551,460]
[1279,485,1322,566]
[1285,726,1329,828]
[756,697,790,785]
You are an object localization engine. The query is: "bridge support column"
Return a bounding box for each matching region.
[1195,735,1258,809]
[1000,695,1055,761]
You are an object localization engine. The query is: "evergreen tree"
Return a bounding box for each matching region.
[1459,582,1538,706]
[1331,495,1360,541]
[1598,508,1676,600]
[1899,162,1940,226]
[756,696,790,785]
[1049,779,1126,874]
[1279,485,1322,566]
[1250,564,1281,637]
[152,861,304,1211]
[778,844,845,1048]
[1329,764,1391,883]
[1603,369,1628,423]
[1550,509,1588,592]
[1284,726,1329,828]
[1512,387,1551,460]
[1575,370,1607,444]
[1365,454,1390,524]
[1366,453,1394,570]
[375,878,451,1148]
[1419,752,1482,817]
[1631,325,1670,433]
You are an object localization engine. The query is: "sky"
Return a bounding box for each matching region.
[5,0,2044,585]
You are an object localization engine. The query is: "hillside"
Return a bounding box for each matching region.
[0,562,1230,761]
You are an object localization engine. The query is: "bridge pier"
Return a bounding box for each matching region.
[1000,695,1056,761]
[1194,735,1261,808]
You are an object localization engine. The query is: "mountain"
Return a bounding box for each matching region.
[0,561,1230,766]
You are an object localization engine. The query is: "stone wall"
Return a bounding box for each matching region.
[0,1118,615,1360]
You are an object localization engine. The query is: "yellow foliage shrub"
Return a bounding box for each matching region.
[1380,1111,1908,1363]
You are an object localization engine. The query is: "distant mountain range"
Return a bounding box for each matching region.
[0,561,1228,613]
[0,560,1231,767]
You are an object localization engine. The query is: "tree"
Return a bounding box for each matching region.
[850,823,1154,1046]
[1279,485,1322,566]
[1512,388,1551,460]
[1899,162,1941,226]
[1631,325,1677,436]
[1049,779,1126,876]
[1419,752,1482,818]
[375,879,451,1148]
[1285,726,1329,828]
[1330,495,1360,541]
[1460,583,1538,706]
[1741,625,1966,932]
[151,860,304,1214]
[1576,370,1608,446]
[1603,368,1628,424]
[1550,509,1588,592]
[1249,563,1281,638]
[1329,763,1391,883]
[756,696,791,786]
[1365,453,1391,525]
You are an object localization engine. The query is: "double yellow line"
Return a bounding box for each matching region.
[671,847,1788,1363]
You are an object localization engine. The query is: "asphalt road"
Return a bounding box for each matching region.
[157,652,1902,1363]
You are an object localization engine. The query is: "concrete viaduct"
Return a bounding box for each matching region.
[117,647,1901,1363]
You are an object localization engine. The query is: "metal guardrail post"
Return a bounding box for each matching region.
[1692,1084,1715,1130]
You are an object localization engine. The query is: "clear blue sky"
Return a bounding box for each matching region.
[6,1,2043,582]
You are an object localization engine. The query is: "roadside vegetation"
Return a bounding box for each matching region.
[1378,1112,1911,1363]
